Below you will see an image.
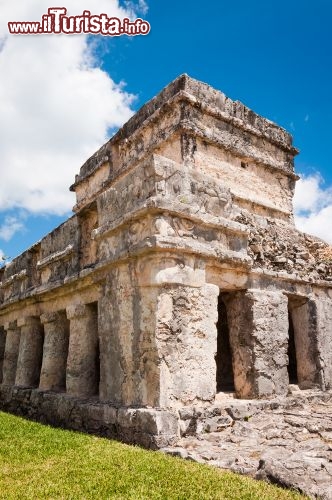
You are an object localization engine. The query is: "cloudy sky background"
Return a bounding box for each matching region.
[0,0,331,264]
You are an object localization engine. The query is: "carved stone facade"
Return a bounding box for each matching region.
[0,75,331,448]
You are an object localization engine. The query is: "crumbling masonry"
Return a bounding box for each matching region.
[0,75,331,448]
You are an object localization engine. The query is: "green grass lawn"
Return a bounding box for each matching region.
[0,411,305,499]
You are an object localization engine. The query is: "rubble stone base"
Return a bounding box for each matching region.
[0,386,179,450]
[163,389,332,500]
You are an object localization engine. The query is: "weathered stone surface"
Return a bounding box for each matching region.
[238,210,332,282]
[0,75,331,496]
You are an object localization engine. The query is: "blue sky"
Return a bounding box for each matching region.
[0,0,331,264]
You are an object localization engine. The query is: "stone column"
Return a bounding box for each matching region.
[98,268,133,404]
[66,303,99,397]
[39,311,69,391]
[0,326,6,384]
[154,283,220,407]
[2,321,21,386]
[224,289,289,398]
[15,317,44,387]
[288,297,321,389]
[98,259,219,408]
[315,295,332,390]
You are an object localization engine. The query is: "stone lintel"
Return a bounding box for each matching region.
[66,304,90,320]
[4,321,17,331]
[17,316,41,328]
[40,312,63,325]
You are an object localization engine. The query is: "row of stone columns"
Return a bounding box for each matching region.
[221,290,331,397]
[0,303,99,398]
[1,287,330,405]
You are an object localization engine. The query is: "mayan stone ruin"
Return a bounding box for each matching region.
[0,75,332,494]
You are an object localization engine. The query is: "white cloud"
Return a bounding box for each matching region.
[293,174,332,213]
[0,215,24,241]
[294,173,332,244]
[0,1,146,215]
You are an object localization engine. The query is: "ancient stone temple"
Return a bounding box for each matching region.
[0,75,331,448]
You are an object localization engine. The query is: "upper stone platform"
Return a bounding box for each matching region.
[1,74,331,315]
[70,74,299,215]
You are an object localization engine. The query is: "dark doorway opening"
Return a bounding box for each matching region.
[215,293,235,392]
[287,310,298,384]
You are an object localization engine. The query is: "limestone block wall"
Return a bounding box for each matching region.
[0,74,331,447]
